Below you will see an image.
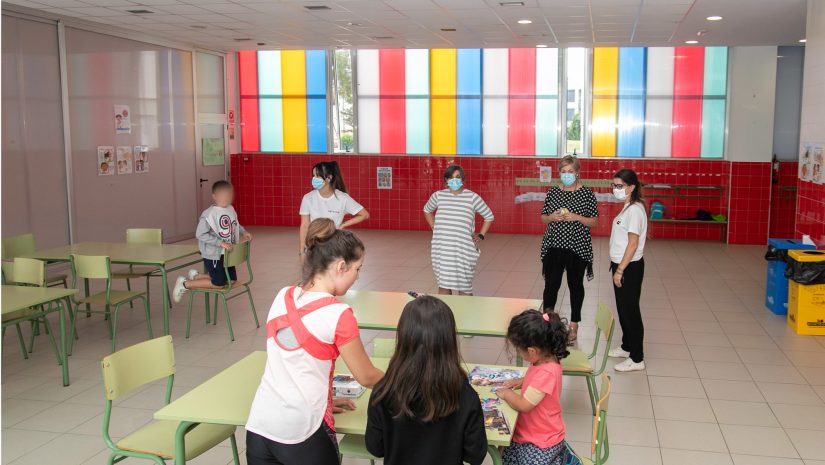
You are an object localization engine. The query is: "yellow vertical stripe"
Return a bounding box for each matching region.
[430,49,457,155]
[281,50,308,152]
[591,48,618,157]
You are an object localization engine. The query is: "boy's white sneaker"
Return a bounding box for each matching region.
[608,347,631,358]
[187,269,200,281]
[173,276,188,303]
[613,358,645,373]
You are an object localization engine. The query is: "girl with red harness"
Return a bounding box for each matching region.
[246,218,384,465]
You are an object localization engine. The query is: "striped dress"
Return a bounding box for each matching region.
[424,189,494,293]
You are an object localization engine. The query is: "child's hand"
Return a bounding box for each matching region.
[502,378,524,390]
[495,387,513,399]
[332,398,357,413]
[221,242,233,251]
[242,232,253,242]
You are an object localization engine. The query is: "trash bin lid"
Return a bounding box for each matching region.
[768,238,817,250]
[788,250,825,262]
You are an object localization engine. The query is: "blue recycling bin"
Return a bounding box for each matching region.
[766,238,816,315]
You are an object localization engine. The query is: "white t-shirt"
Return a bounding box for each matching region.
[299,190,364,228]
[609,202,647,263]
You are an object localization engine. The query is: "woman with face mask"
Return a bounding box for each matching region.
[539,156,598,344]
[298,161,369,258]
[607,169,648,372]
[423,165,494,296]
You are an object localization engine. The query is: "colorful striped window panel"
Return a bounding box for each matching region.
[238,50,328,153]
[357,48,559,156]
[592,46,728,158]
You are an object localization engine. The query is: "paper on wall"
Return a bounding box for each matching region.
[114,104,131,134]
[134,146,149,173]
[116,146,133,174]
[97,146,114,176]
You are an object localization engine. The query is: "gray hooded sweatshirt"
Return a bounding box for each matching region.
[196,205,246,260]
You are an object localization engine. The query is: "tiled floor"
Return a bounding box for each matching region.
[3,227,825,465]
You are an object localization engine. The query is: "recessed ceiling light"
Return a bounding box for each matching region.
[706,15,723,21]
[125,9,153,14]
[517,19,532,24]
[440,28,456,32]
[799,38,806,43]
[234,38,253,42]
[304,5,331,10]
[499,1,525,6]
[536,44,548,48]
[685,40,699,44]
[190,25,206,29]
[347,22,362,27]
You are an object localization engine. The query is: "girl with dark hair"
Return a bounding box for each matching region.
[495,310,571,465]
[298,161,369,258]
[365,296,488,465]
[607,169,648,373]
[246,218,384,465]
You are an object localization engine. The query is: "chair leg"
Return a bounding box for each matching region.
[14,324,28,360]
[142,297,153,339]
[126,279,134,309]
[110,305,120,353]
[222,295,235,342]
[229,433,240,465]
[68,303,79,355]
[205,294,210,324]
[105,305,113,339]
[246,288,260,328]
[40,316,61,366]
[145,276,151,311]
[28,320,37,353]
[212,296,219,326]
[185,293,194,339]
[585,375,597,416]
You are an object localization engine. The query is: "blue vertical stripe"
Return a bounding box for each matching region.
[305,50,327,152]
[456,49,482,155]
[616,47,646,158]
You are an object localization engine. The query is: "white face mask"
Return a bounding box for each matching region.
[613,188,627,201]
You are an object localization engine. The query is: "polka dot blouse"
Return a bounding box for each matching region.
[539,186,598,280]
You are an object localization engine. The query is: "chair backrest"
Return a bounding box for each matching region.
[13,258,46,287]
[2,261,14,284]
[591,374,612,465]
[224,241,249,268]
[595,303,614,340]
[373,338,396,357]
[2,233,36,259]
[71,254,111,280]
[101,335,175,401]
[126,228,162,245]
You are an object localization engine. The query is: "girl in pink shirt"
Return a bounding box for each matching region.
[495,310,572,465]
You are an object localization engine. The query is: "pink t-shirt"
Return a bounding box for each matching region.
[511,362,565,448]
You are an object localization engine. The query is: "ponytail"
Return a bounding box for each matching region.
[614,168,646,210]
[313,161,348,194]
[301,218,364,287]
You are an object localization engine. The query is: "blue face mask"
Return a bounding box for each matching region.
[560,172,577,187]
[447,178,463,191]
[311,177,325,190]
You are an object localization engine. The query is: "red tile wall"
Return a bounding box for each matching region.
[769,162,799,239]
[795,178,825,247]
[231,153,737,242]
[728,162,772,245]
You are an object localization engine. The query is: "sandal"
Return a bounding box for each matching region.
[567,322,579,346]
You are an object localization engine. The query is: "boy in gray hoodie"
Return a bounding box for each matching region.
[173,180,252,302]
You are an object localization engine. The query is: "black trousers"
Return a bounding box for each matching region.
[542,248,587,323]
[611,259,645,363]
[246,424,339,465]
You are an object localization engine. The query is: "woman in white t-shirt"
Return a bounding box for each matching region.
[299,161,369,258]
[246,218,384,465]
[606,169,648,373]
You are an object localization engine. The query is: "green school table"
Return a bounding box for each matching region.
[23,242,201,335]
[2,285,77,386]
[154,351,521,465]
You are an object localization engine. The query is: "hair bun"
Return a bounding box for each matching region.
[305,218,337,249]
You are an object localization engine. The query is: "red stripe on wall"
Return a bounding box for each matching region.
[671,47,704,158]
[508,48,537,156]
[379,49,406,154]
[238,51,260,152]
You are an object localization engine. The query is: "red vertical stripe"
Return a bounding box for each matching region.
[379,49,406,154]
[671,47,704,158]
[508,48,536,156]
[238,51,260,152]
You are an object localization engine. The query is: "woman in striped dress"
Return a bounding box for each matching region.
[423,165,494,295]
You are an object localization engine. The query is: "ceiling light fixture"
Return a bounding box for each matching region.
[126,9,153,14]
[304,5,331,10]
[257,42,266,46]
[499,1,525,6]
[799,38,806,43]
[441,28,457,32]
[517,19,532,24]
[706,15,723,21]
[234,38,253,42]
[190,25,206,29]
[685,40,698,44]
[536,44,548,48]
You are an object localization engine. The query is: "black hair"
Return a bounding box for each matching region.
[371,295,466,422]
[614,168,645,208]
[313,161,347,193]
[212,180,232,193]
[443,165,465,181]
[301,218,364,288]
[506,309,570,361]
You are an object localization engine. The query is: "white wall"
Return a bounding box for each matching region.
[727,46,778,162]
[799,0,825,149]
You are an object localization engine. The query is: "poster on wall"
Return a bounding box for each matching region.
[377,167,392,189]
[813,145,824,185]
[799,144,812,181]
[116,146,133,174]
[202,138,225,166]
[134,146,149,173]
[97,146,114,176]
[114,105,131,134]
[539,166,552,184]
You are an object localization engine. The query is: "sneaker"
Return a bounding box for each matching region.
[187,269,200,281]
[608,347,631,358]
[613,358,645,372]
[173,276,188,303]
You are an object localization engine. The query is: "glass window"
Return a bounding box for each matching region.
[565,48,586,156]
[332,49,354,153]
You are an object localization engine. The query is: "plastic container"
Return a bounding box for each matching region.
[765,239,816,315]
[787,250,825,335]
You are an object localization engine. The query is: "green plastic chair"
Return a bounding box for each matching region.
[373,338,396,357]
[101,336,240,465]
[111,229,168,309]
[578,374,611,465]
[561,303,615,415]
[185,241,259,342]
[2,233,68,288]
[70,254,152,353]
[338,435,377,465]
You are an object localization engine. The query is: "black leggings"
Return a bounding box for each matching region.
[246,423,339,465]
[611,259,645,363]
[542,248,587,323]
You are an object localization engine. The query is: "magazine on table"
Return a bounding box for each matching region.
[468,366,524,389]
[479,397,511,435]
[332,374,366,399]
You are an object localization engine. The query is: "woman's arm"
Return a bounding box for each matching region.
[613,233,639,288]
[541,211,564,224]
[478,219,492,237]
[339,337,384,388]
[298,215,310,254]
[565,213,598,228]
[424,211,435,230]
[340,208,370,229]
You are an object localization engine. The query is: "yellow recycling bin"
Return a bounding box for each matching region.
[787,250,825,335]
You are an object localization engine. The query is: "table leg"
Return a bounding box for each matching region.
[160,267,170,336]
[84,278,91,317]
[174,421,197,465]
[487,445,503,465]
[59,297,70,386]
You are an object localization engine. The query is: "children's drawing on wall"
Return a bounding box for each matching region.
[799,144,812,181]
[114,104,131,134]
[98,146,114,176]
[377,167,392,189]
[813,145,824,185]
[116,146,133,175]
[134,146,149,173]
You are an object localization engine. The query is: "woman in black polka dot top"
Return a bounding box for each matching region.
[539,156,598,343]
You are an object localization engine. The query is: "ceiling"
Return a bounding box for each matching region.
[2,0,808,51]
